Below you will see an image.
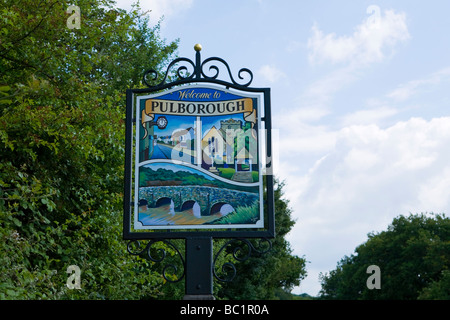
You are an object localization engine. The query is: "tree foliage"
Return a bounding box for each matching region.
[1,0,177,299]
[216,180,307,300]
[1,0,306,300]
[319,213,450,300]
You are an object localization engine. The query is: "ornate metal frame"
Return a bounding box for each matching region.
[123,45,275,292]
[126,237,273,284]
[142,43,253,90]
[213,238,272,282]
[127,239,185,283]
[123,44,274,240]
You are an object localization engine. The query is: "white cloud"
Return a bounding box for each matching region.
[277,105,330,123]
[274,107,336,161]
[297,9,410,129]
[303,66,357,104]
[340,106,398,126]
[292,65,358,120]
[307,9,410,66]
[419,167,450,209]
[286,116,450,295]
[305,117,450,211]
[388,67,450,101]
[115,0,193,22]
[337,66,450,128]
[257,64,286,83]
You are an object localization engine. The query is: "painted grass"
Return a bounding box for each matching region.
[218,167,235,179]
[218,168,259,182]
[212,201,259,225]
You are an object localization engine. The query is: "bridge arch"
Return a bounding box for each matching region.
[181,200,201,218]
[155,197,175,215]
[181,200,196,211]
[138,198,148,208]
[155,197,172,207]
[210,202,235,216]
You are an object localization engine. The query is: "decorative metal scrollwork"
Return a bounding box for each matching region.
[143,57,196,88]
[142,44,253,89]
[127,239,185,283]
[201,57,253,87]
[213,238,272,282]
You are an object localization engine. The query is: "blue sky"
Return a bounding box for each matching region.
[153,114,196,137]
[116,0,450,296]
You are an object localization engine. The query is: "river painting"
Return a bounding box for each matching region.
[136,162,262,229]
[138,201,235,226]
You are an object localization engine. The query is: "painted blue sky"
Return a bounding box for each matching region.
[153,114,196,137]
[201,114,245,137]
[151,114,246,140]
[117,0,450,296]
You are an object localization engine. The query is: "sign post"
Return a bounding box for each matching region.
[123,44,274,299]
[184,237,214,299]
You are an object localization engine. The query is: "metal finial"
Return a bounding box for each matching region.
[194,43,202,52]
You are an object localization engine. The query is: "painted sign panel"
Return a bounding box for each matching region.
[134,84,263,230]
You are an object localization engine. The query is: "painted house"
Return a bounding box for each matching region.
[202,126,224,168]
[202,119,258,173]
[157,135,172,144]
[172,127,195,148]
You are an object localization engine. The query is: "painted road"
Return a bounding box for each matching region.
[151,143,195,163]
[151,144,173,159]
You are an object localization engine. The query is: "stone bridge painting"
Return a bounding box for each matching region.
[136,162,262,228]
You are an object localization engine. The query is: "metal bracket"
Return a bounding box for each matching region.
[126,237,272,299]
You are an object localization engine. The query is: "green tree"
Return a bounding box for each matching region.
[319,213,450,300]
[1,0,177,299]
[418,269,450,300]
[1,0,307,300]
[216,179,307,300]
[144,179,307,300]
